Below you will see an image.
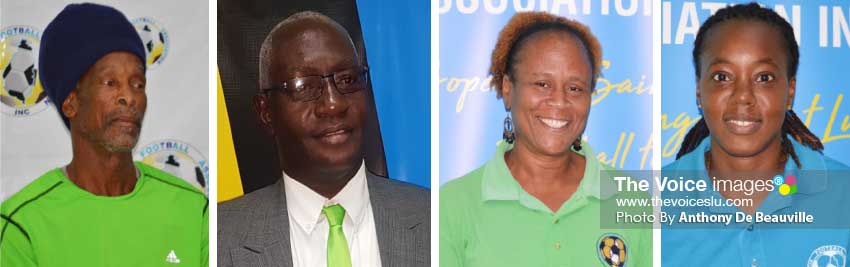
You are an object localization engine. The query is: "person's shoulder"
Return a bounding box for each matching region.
[1,168,65,216]
[367,174,429,208]
[662,158,684,171]
[441,165,484,199]
[219,180,282,213]
[822,155,850,170]
[137,162,207,203]
[218,181,282,230]
[820,154,850,193]
[439,165,486,213]
[218,181,282,246]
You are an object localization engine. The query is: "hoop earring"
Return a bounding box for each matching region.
[503,112,515,144]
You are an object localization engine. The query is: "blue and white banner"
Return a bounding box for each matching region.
[661,0,850,166]
[440,0,655,184]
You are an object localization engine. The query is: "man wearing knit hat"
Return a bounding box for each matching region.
[0,3,208,267]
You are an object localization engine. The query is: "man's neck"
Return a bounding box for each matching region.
[282,161,361,199]
[67,138,138,197]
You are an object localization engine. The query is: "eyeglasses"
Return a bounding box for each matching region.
[262,65,369,102]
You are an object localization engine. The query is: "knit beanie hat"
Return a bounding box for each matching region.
[38,3,146,128]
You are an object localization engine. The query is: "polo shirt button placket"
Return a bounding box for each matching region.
[555,241,561,249]
[751,258,757,267]
[746,223,754,231]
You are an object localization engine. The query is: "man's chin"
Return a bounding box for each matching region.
[100,136,139,153]
[310,151,362,171]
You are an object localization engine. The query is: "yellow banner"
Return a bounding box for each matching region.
[217,67,244,202]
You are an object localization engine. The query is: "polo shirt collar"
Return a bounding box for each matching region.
[674,136,828,214]
[480,140,608,205]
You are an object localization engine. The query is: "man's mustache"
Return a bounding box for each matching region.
[105,107,143,126]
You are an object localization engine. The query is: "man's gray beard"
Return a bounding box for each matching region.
[79,123,139,153]
[100,139,137,153]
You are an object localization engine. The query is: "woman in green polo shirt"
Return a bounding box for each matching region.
[440,12,651,267]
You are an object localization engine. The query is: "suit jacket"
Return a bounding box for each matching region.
[218,173,430,267]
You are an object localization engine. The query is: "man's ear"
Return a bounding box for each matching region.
[253,94,275,136]
[62,90,79,120]
[501,76,513,110]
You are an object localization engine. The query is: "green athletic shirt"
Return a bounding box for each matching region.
[440,141,652,267]
[0,161,208,267]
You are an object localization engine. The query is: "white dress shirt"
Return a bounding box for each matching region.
[282,162,382,267]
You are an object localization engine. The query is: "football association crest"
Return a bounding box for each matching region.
[0,25,50,116]
[598,233,628,267]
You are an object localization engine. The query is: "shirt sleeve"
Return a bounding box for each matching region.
[439,191,463,267]
[201,202,209,267]
[1,218,37,267]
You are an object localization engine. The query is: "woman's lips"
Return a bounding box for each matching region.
[538,117,569,129]
[723,118,762,135]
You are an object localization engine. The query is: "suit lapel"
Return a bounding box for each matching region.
[368,174,423,266]
[234,180,294,267]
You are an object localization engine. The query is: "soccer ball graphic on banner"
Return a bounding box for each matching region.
[1,35,46,110]
[138,140,209,195]
[132,17,169,69]
[3,39,36,102]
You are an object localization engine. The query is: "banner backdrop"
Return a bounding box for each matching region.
[0,0,209,201]
[439,0,655,184]
[661,0,850,166]
[356,0,431,189]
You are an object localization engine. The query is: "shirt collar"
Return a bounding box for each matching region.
[673,136,828,214]
[282,161,369,234]
[480,139,608,203]
[676,136,827,194]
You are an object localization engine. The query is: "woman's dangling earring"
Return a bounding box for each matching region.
[503,112,515,144]
[572,138,582,151]
[697,102,703,116]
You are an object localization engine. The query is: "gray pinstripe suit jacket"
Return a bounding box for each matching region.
[218,173,430,267]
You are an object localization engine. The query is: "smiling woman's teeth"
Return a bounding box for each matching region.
[728,120,755,127]
[539,118,568,128]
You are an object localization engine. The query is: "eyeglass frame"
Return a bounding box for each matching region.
[260,65,370,102]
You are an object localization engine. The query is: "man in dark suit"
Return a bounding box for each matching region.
[218,11,430,267]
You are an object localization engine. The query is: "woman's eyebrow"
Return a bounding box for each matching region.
[707,57,780,68]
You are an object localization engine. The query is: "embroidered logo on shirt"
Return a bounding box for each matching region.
[808,245,846,267]
[166,250,181,264]
[598,233,627,267]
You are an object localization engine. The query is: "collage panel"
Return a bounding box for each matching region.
[0,1,210,266]
[661,1,850,267]
[438,1,654,267]
[216,0,431,266]
[0,0,849,266]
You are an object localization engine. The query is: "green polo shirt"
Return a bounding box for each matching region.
[440,141,652,267]
[0,162,208,267]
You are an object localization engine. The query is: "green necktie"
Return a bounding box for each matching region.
[322,204,352,267]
